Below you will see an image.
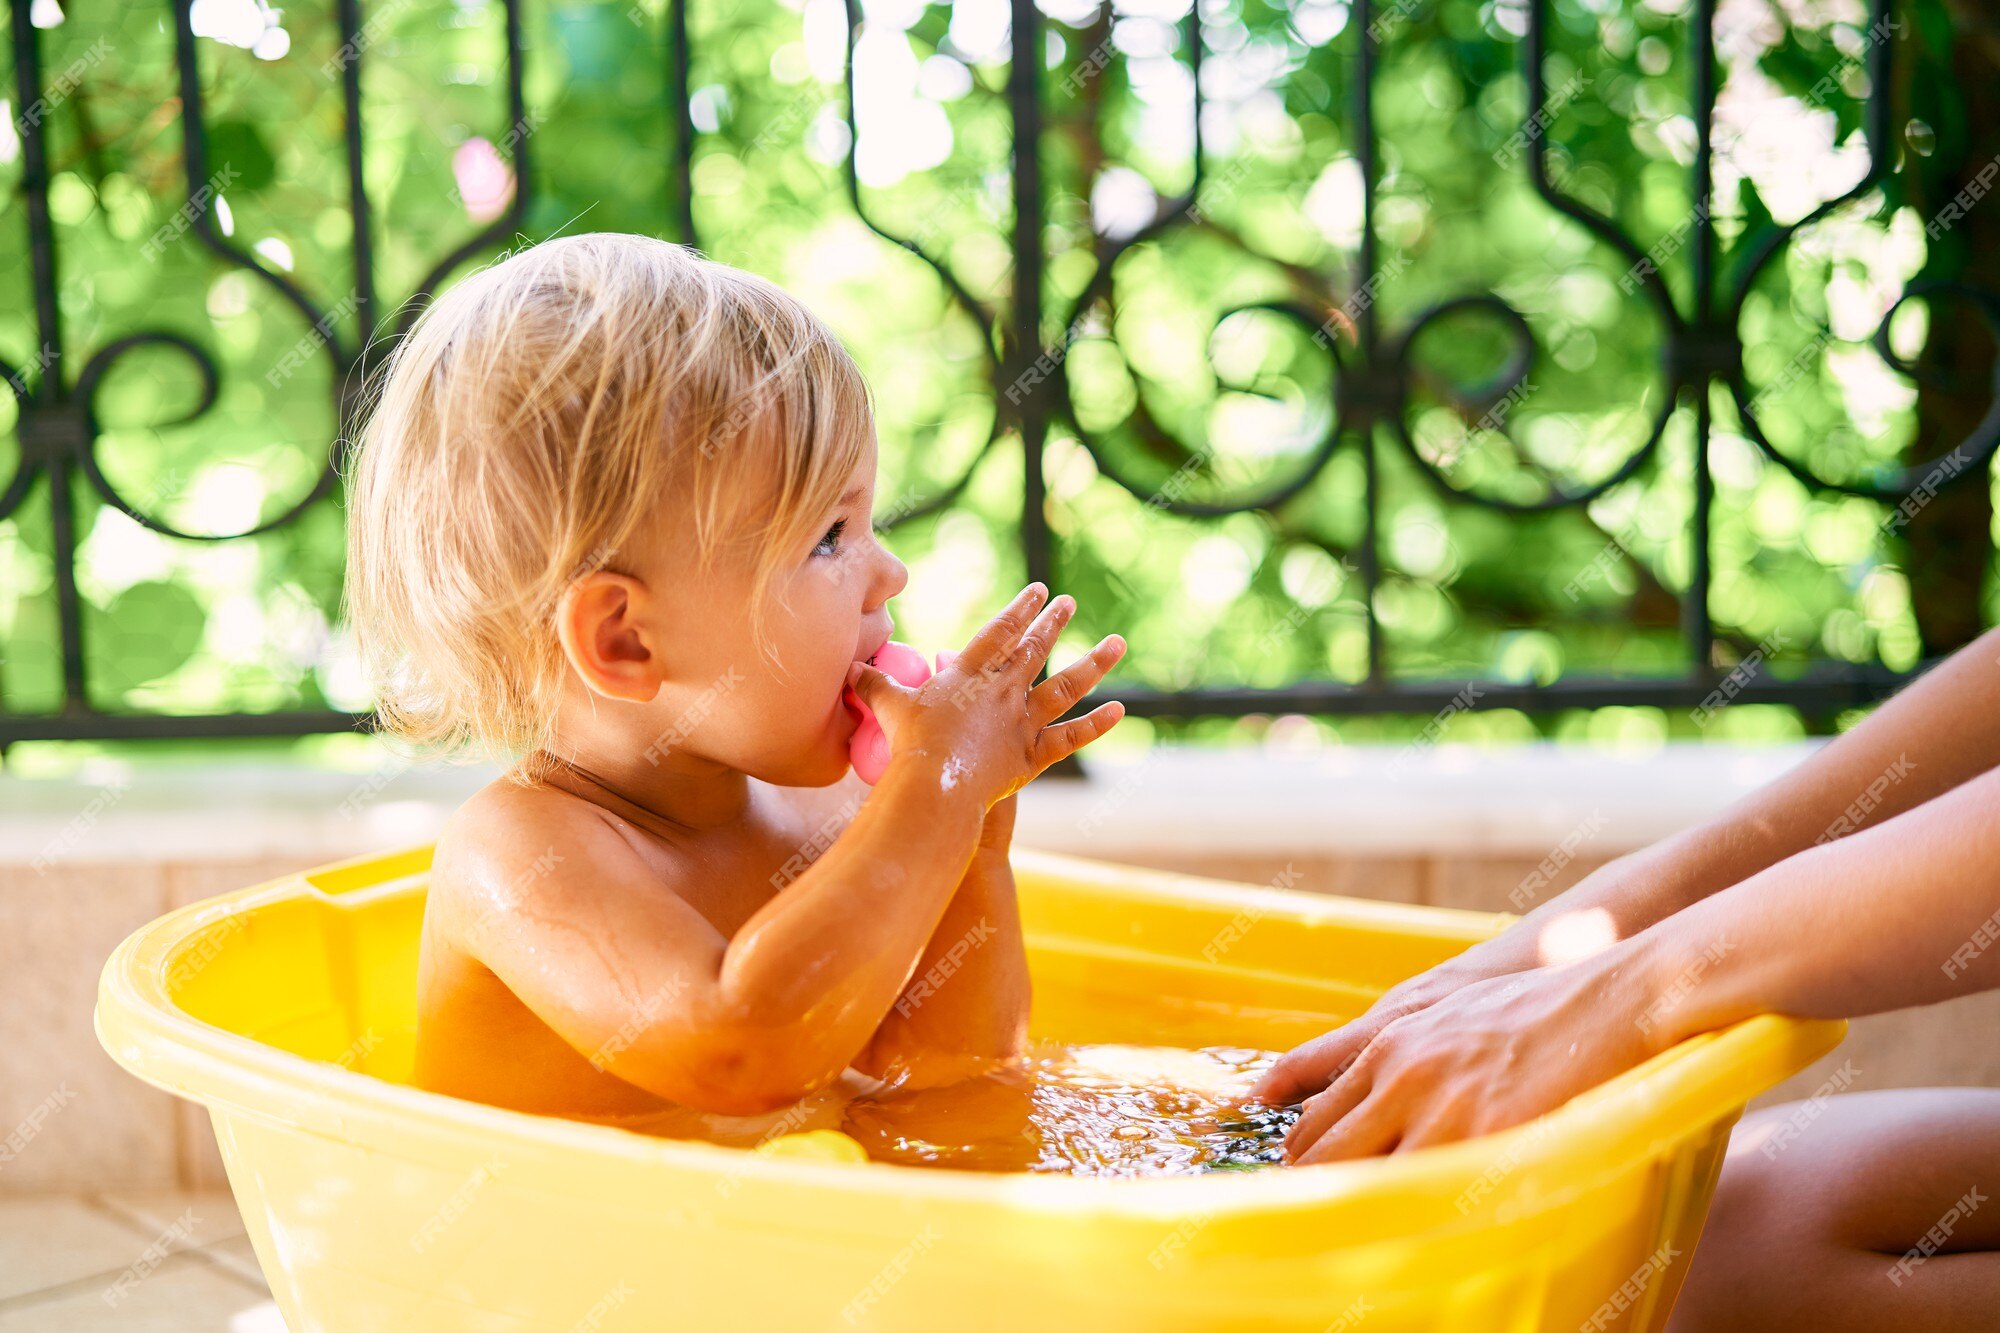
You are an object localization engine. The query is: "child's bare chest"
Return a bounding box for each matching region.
[606,789,853,937]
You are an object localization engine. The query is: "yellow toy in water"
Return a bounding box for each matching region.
[754,1129,871,1163]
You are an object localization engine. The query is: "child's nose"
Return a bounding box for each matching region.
[873,546,909,607]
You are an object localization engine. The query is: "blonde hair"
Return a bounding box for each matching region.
[345,232,873,772]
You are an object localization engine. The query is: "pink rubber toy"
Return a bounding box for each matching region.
[845,641,956,784]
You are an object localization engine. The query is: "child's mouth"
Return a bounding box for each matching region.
[842,652,876,724]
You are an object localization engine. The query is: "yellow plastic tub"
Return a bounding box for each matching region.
[97,846,1840,1332]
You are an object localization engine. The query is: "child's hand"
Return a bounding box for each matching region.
[977,793,1018,862]
[846,583,1126,808]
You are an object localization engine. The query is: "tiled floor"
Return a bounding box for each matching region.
[0,1192,285,1332]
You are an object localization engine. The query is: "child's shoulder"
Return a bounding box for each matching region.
[431,777,661,922]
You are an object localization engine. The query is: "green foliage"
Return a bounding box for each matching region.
[0,0,1989,761]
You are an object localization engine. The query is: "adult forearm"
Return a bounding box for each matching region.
[1678,625,2000,875]
[1481,630,2000,972]
[1630,764,2000,1046]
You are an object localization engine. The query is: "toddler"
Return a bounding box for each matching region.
[345,233,1125,1139]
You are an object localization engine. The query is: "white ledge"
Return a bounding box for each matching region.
[0,742,1819,867]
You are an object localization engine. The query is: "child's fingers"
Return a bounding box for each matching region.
[1031,700,1125,770]
[1029,635,1125,727]
[958,583,1048,667]
[847,660,913,709]
[1004,594,1075,682]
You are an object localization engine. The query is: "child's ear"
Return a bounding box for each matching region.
[556,572,666,703]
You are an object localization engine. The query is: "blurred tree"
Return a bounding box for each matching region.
[0,0,1993,755]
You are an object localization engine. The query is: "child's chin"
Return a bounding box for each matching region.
[777,744,857,788]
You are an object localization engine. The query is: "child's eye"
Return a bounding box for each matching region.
[814,519,847,558]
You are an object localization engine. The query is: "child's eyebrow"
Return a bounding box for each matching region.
[839,485,865,505]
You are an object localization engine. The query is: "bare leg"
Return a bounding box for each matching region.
[1671,1088,2000,1333]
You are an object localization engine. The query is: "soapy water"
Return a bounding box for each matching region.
[839,1043,1300,1177]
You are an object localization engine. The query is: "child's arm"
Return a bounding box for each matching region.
[466,585,1122,1115]
[854,794,1032,1085]
[1280,763,2000,1162]
[1258,626,2000,1105]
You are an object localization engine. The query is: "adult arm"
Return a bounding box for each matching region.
[1283,762,2000,1162]
[1257,626,2000,1105]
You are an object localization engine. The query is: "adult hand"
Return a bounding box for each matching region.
[1278,948,1666,1164]
[1252,949,1518,1107]
[1254,846,1694,1109]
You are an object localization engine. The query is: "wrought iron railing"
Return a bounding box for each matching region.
[2,0,1995,747]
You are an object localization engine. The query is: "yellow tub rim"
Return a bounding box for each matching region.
[95,845,1846,1232]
